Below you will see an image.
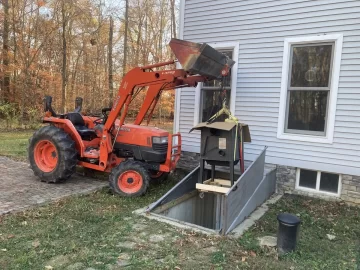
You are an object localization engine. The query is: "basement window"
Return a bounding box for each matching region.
[296,168,341,196]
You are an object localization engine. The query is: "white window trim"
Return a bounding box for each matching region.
[173,0,185,134]
[193,42,239,125]
[295,168,342,197]
[277,34,343,144]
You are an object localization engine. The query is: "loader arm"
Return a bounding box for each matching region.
[133,75,207,125]
[98,61,208,169]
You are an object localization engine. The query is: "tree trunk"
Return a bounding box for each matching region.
[135,18,142,66]
[170,0,176,38]
[143,10,148,66]
[108,16,114,105]
[122,0,129,77]
[70,49,83,101]
[61,1,67,113]
[2,0,10,102]
[20,66,30,126]
[158,0,164,61]
[11,0,17,99]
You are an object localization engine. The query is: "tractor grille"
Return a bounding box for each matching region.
[152,143,168,152]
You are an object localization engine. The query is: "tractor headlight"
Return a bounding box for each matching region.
[152,136,168,144]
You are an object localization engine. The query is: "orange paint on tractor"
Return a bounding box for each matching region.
[30,38,233,196]
[34,140,58,172]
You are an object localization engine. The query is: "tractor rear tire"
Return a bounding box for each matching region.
[109,160,150,197]
[28,125,77,183]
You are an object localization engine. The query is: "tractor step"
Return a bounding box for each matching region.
[84,148,100,159]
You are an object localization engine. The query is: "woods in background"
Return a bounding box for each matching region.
[0,0,178,127]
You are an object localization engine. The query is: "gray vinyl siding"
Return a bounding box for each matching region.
[178,0,360,176]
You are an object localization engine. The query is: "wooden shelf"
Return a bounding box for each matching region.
[196,178,232,194]
[203,178,231,187]
[196,183,230,194]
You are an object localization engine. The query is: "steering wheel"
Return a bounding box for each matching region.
[93,118,103,125]
[93,107,112,125]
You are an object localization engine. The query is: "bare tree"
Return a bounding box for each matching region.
[0,0,179,123]
[61,0,67,113]
[1,0,10,102]
[122,0,129,77]
[108,16,114,105]
[170,0,176,38]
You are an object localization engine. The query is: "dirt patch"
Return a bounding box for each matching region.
[45,254,72,268]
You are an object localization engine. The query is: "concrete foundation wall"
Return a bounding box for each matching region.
[160,192,218,230]
[276,165,360,205]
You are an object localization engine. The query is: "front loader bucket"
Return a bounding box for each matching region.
[169,38,235,79]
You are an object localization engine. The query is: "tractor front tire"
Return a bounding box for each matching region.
[149,170,169,185]
[28,125,77,183]
[109,160,150,197]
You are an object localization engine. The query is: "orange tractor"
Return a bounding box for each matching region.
[28,39,234,197]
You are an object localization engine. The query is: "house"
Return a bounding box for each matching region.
[174,0,360,204]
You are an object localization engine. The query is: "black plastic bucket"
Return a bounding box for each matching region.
[277,213,301,254]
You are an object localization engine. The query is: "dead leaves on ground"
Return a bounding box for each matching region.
[32,239,40,248]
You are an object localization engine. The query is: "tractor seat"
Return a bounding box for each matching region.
[66,112,97,140]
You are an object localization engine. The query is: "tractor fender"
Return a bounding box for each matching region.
[43,117,86,157]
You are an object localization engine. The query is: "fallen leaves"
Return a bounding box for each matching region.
[326,234,336,240]
[32,239,40,248]
[249,251,257,257]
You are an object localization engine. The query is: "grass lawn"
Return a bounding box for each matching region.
[0,130,34,161]
[1,130,360,269]
[1,190,359,269]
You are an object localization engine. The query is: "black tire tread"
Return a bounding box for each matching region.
[149,171,169,185]
[109,160,150,197]
[28,125,77,183]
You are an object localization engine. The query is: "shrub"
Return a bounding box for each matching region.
[0,102,19,129]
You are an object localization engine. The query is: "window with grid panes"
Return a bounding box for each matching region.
[285,43,334,136]
[200,50,232,122]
